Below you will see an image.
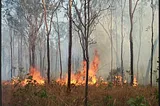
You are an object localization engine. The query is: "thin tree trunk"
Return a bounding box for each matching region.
[121,9,124,83]
[137,2,142,82]
[129,0,139,86]
[20,34,23,68]
[84,0,90,105]
[42,34,46,77]
[13,31,15,76]
[67,0,73,92]
[55,45,58,77]
[29,42,32,67]
[56,12,63,79]
[47,33,50,83]
[18,36,21,78]
[32,44,35,67]
[121,0,126,83]
[42,0,50,83]
[129,0,134,86]
[10,29,13,79]
[150,0,154,87]
[115,8,118,70]
[110,8,113,82]
[40,50,43,76]
[84,0,87,105]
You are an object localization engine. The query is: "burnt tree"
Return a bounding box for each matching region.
[67,0,73,92]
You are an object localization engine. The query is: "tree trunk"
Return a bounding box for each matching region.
[43,47,46,78]
[47,33,50,83]
[42,0,51,83]
[20,34,23,68]
[18,36,21,78]
[84,0,87,105]
[31,44,35,67]
[137,2,142,82]
[121,8,124,83]
[55,44,58,77]
[67,0,73,92]
[29,44,32,67]
[56,12,63,79]
[10,29,13,79]
[110,8,113,82]
[40,49,43,76]
[150,0,154,87]
[121,0,126,83]
[115,8,118,70]
[84,0,90,105]
[129,0,134,86]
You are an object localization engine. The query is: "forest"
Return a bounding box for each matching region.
[1,0,159,106]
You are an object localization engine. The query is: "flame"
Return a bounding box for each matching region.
[21,67,45,86]
[56,50,100,85]
[124,80,127,84]
[114,75,123,86]
[133,77,138,87]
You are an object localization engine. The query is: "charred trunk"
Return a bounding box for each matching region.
[31,44,35,68]
[67,0,73,92]
[47,33,50,83]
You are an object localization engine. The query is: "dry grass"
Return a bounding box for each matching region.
[2,81,158,106]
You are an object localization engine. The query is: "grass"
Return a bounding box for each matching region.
[2,81,159,106]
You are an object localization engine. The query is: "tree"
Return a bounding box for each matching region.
[84,0,89,105]
[3,0,29,78]
[150,0,155,87]
[70,1,111,104]
[42,0,60,83]
[67,0,73,92]
[19,0,44,68]
[137,1,143,82]
[120,0,126,84]
[9,28,13,79]
[54,12,63,79]
[110,5,113,82]
[129,0,140,86]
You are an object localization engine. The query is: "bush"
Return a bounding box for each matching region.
[103,95,114,106]
[127,96,149,106]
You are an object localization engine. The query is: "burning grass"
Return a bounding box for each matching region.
[2,81,158,106]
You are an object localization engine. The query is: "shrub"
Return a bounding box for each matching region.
[103,95,114,106]
[127,96,149,106]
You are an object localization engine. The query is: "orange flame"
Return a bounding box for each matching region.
[22,67,45,86]
[56,50,100,85]
[133,77,138,87]
[114,75,123,86]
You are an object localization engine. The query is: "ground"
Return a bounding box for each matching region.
[2,81,159,106]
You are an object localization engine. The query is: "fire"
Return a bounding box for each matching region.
[56,50,100,85]
[114,75,123,86]
[21,67,45,86]
[124,80,127,84]
[133,77,138,87]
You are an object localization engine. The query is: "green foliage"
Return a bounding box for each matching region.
[154,90,159,101]
[156,78,159,82]
[108,82,113,89]
[127,96,149,106]
[103,95,114,106]
[39,89,48,98]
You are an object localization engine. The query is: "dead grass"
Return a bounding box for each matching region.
[2,81,158,106]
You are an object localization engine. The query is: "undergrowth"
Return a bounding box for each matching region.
[2,80,159,106]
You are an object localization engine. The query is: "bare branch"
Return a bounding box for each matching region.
[132,0,140,17]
